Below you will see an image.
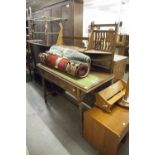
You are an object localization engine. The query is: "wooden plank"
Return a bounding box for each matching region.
[93,24,117,27]
[63,36,88,40]
[108,90,126,105]
[94,30,115,33]
[84,49,112,54]
[98,80,124,100]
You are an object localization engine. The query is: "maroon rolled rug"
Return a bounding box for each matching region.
[66,60,90,78]
[75,63,90,78]
[38,53,90,78]
[58,58,69,71]
[46,54,69,71]
[46,54,59,68]
[38,53,49,65]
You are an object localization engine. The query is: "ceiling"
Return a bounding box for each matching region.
[26,0,129,12]
[26,0,82,12]
[84,0,129,13]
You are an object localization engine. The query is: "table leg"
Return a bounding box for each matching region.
[42,77,47,104]
[76,89,85,135]
[76,89,83,121]
[28,64,32,81]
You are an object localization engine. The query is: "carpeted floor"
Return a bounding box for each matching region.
[26,78,129,155]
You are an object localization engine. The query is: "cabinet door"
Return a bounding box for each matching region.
[52,6,61,44]
[61,4,74,45]
[33,11,45,41]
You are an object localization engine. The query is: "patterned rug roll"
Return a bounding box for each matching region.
[38,53,49,65]
[47,55,69,71]
[66,60,90,78]
[38,53,90,78]
[47,45,91,63]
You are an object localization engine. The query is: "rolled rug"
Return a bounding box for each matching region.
[66,60,90,78]
[63,48,91,63]
[39,53,90,78]
[75,63,90,78]
[47,45,91,63]
[38,53,49,65]
[46,54,69,71]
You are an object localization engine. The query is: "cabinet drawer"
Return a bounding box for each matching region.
[41,70,77,96]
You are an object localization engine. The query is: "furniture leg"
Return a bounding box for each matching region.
[42,77,47,103]
[28,64,32,81]
[76,89,83,121]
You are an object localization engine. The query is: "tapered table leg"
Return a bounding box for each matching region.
[42,77,47,104]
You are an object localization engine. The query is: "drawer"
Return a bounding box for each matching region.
[41,70,77,97]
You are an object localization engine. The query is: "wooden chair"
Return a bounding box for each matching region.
[86,23,118,72]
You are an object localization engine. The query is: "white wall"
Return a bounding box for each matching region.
[83,0,129,37]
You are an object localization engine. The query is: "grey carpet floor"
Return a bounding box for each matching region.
[26,81,129,155]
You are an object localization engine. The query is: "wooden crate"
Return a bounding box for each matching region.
[83,106,129,155]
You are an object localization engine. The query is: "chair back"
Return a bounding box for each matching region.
[87,23,118,72]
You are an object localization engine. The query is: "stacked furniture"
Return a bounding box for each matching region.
[34,21,129,155]
[83,79,129,155]
[82,26,129,154]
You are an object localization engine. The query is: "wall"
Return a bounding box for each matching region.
[31,0,83,46]
[83,0,129,37]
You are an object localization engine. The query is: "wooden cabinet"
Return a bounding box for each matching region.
[83,106,129,155]
[113,55,128,82]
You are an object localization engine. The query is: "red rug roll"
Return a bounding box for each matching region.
[58,58,69,71]
[38,53,49,65]
[38,53,90,78]
[75,63,90,78]
[46,55,58,67]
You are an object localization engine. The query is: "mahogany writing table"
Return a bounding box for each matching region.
[37,63,114,120]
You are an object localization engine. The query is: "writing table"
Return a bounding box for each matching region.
[37,63,114,120]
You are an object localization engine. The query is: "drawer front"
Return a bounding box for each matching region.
[41,70,77,97]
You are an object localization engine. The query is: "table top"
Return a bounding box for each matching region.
[114,54,128,62]
[37,63,114,93]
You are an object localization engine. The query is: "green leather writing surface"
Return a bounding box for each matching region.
[37,63,113,92]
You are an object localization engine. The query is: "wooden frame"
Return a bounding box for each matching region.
[86,23,118,72]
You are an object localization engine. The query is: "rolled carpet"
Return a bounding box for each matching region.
[38,53,90,78]
[66,60,90,78]
[47,45,91,63]
[47,54,69,71]
[38,53,49,65]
